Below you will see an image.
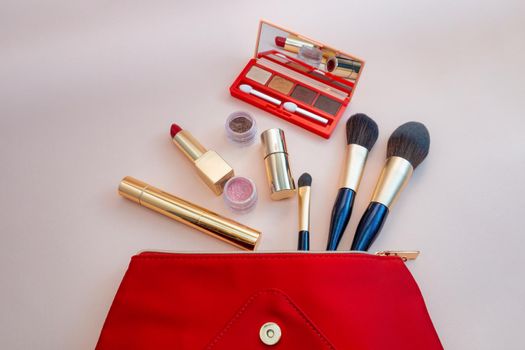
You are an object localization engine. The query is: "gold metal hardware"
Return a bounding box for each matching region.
[375,251,420,261]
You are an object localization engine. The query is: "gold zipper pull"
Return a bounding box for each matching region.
[375,251,420,261]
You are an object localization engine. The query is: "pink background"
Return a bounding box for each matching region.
[1,1,524,349]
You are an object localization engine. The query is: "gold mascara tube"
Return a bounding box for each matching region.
[118,176,261,250]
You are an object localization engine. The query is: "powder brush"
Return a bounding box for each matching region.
[326,114,378,250]
[297,173,312,251]
[351,122,430,251]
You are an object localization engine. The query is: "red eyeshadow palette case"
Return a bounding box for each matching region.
[230,20,365,139]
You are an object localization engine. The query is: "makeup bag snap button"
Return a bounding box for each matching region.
[259,322,281,345]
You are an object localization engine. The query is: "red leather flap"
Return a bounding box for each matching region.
[207,288,335,349]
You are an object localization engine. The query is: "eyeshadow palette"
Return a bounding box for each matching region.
[230,20,365,139]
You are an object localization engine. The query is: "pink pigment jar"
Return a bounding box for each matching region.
[223,176,258,213]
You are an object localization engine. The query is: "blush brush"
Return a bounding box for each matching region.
[326,114,379,250]
[351,122,430,251]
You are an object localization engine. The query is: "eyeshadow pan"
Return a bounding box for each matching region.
[314,95,342,116]
[291,85,317,105]
[268,75,294,95]
[245,66,272,85]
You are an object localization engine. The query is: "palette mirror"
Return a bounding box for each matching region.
[256,21,363,89]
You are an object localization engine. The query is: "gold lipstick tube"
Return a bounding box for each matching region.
[326,56,361,80]
[280,36,336,60]
[370,156,414,208]
[298,186,311,232]
[261,129,296,200]
[282,36,316,54]
[172,130,234,195]
[340,144,369,191]
[118,176,261,250]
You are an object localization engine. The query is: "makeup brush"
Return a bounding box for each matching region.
[326,114,378,250]
[297,173,312,251]
[351,122,430,251]
[239,84,282,106]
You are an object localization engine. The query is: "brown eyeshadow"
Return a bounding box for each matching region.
[229,116,253,133]
[313,95,342,116]
[291,85,317,105]
[268,75,294,95]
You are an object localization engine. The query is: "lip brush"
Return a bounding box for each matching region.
[326,114,378,250]
[297,173,312,251]
[351,122,430,251]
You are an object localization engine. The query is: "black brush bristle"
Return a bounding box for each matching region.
[298,173,312,187]
[387,122,430,169]
[346,113,379,151]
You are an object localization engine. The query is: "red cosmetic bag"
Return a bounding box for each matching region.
[96,251,443,349]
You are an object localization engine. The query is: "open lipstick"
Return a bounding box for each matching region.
[327,114,378,250]
[351,122,430,251]
[170,123,234,195]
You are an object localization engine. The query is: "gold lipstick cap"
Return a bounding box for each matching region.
[261,129,296,200]
[118,176,261,250]
[172,129,234,195]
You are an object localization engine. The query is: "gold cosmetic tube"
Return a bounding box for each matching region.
[118,176,261,250]
[172,129,234,195]
[326,56,361,80]
[261,129,296,200]
[280,35,336,59]
[282,35,316,54]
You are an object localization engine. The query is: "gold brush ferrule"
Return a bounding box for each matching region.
[118,176,261,250]
[297,186,311,232]
[172,130,234,195]
[340,144,369,192]
[370,156,414,208]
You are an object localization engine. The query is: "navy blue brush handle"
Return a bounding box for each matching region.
[351,202,389,251]
[298,230,310,251]
[327,188,356,250]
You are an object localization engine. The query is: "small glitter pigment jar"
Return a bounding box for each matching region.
[223,176,258,213]
[225,111,257,145]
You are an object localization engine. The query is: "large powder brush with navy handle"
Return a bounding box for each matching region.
[351,121,430,251]
[326,114,379,250]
